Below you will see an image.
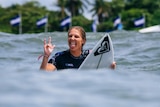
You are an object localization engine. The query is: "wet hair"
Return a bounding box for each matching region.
[68,26,86,46]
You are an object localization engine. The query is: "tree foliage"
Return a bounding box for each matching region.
[0,0,159,33]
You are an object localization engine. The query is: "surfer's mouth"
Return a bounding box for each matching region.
[69,41,76,48]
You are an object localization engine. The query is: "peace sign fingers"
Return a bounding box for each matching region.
[43,36,55,56]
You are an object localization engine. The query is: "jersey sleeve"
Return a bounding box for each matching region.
[48,51,64,66]
[48,55,56,65]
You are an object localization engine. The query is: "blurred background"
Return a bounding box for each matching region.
[0,0,160,34]
[0,1,160,107]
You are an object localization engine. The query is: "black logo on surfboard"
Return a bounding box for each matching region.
[94,36,110,56]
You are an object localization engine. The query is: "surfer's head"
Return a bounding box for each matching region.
[67,26,86,54]
[68,26,86,46]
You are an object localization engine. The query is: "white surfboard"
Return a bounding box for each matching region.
[78,33,114,70]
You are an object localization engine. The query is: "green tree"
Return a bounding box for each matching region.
[125,0,160,13]
[72,15,92,32]
[110,0,125,16]
[98,21,113,32]
[150,9,160,25]
[65,0,86,17]
[121,8,147,30]
[56,0,67,18]
[0,0,160,33]
[90,0,111,23]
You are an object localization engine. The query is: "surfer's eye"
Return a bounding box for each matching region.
[75,35,80,38]
[68,35,80,39]
[68,35,74,38]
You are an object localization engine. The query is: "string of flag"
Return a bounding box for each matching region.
[10,14,146,33]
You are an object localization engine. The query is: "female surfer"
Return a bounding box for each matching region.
[40,26,116,71]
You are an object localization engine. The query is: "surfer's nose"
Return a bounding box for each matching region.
[71,36,75,40]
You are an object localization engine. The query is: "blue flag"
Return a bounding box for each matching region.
[60,16,71,28]
[10,15,21,26]
[134,16,145,27]
[36,16,48,27]
[113,16,121,27]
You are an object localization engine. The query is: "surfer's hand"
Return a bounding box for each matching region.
[43,37,55,57]
[111,61,116,69]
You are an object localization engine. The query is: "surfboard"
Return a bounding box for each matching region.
[78,33,114,70]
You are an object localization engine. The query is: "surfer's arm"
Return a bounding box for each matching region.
[110,61,116,69]
[40,56,56,71]
[40,37,56,71]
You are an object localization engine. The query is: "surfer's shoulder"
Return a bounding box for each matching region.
[54,50,69,57]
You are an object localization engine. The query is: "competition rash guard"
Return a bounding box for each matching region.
[48,50,89,70]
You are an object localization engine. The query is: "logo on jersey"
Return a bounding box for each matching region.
[65,63,74,67]
[94,36,110,56]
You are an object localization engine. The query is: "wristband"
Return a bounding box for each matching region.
[38,54,49,60]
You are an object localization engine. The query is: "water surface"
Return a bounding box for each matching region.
[0,31,160,107]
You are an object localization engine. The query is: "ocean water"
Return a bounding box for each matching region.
[0,31,160,107]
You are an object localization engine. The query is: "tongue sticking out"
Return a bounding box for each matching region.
[70,41,76,48]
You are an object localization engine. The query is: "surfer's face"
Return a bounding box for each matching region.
[68,28,85,52]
